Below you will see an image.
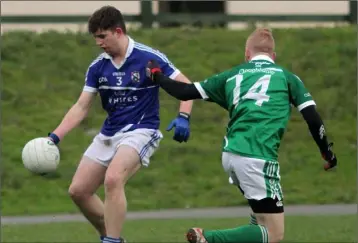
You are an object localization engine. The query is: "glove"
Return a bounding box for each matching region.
[167,112,191,143]
[322,142,337,171]
[146,60,162,81]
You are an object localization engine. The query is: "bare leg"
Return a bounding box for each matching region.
[68,156,107,236]
[255,213,285,243]
[103,145,141,239]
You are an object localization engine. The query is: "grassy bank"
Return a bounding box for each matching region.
[1,27,356,215]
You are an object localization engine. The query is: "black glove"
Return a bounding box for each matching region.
[146,60,162,81]
[322,142,337,171]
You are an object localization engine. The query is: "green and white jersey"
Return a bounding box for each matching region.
[193,55,315,161]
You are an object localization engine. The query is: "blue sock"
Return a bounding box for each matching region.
[101,236,122,243]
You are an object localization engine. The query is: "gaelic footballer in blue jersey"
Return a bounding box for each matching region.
[47,5,193,243]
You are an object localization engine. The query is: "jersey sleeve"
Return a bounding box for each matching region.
[193,70,230,109]
[152,52,181,79]
[287,73,316,111]
[83,63,99,93]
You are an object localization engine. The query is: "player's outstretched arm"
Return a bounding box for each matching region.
[300,105,337,170]
[146,61,202,101]
[48,91,96,144]
[155,72,202,101]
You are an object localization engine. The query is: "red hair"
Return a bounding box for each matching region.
[246,28,275,55]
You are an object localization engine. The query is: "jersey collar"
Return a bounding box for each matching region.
[103,36,134,69]
[250,55,275,63]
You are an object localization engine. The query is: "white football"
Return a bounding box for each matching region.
[22,137,60,174]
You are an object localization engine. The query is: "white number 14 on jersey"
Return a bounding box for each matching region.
[228,74,271,108]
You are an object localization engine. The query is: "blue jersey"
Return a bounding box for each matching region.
[83,37,180,136]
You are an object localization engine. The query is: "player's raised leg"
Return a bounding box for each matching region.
[68,156,107,236]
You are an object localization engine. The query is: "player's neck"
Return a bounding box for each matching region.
[112,36,129,62]
[249,53,274,62]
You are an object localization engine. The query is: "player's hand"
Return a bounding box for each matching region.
[146,60,162,81]
[322,142,337,171]
[166,112,190,143]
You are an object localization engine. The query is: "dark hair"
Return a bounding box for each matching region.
[88,6,127,34]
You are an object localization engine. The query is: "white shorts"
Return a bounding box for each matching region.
[222,152,283,201]
[83,128,163,167]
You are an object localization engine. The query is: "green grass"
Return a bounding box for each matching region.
[2,215,356,242]
[1,27,356,215]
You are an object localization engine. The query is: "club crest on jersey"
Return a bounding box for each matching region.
[131,71,140,83]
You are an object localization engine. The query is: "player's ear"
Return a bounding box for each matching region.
[244,48,250,62]
[114,27,124,37]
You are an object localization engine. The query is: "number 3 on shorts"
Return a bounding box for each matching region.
[230,74,271,107]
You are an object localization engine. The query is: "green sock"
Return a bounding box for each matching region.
[203,224,268,243]
[250,213,258,225]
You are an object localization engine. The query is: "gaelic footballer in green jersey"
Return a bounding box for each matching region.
[146,28,337,243]
[147,57,336,170]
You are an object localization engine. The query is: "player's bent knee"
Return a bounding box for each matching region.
[103,172,126,191]
[68,184,90,201]
[257,217,284,243]
[264,222,284,243]
[262,226,284,243]
[68,157,106,201]
[269,229,284,243]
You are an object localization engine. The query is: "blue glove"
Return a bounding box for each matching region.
[166,112,191,143]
